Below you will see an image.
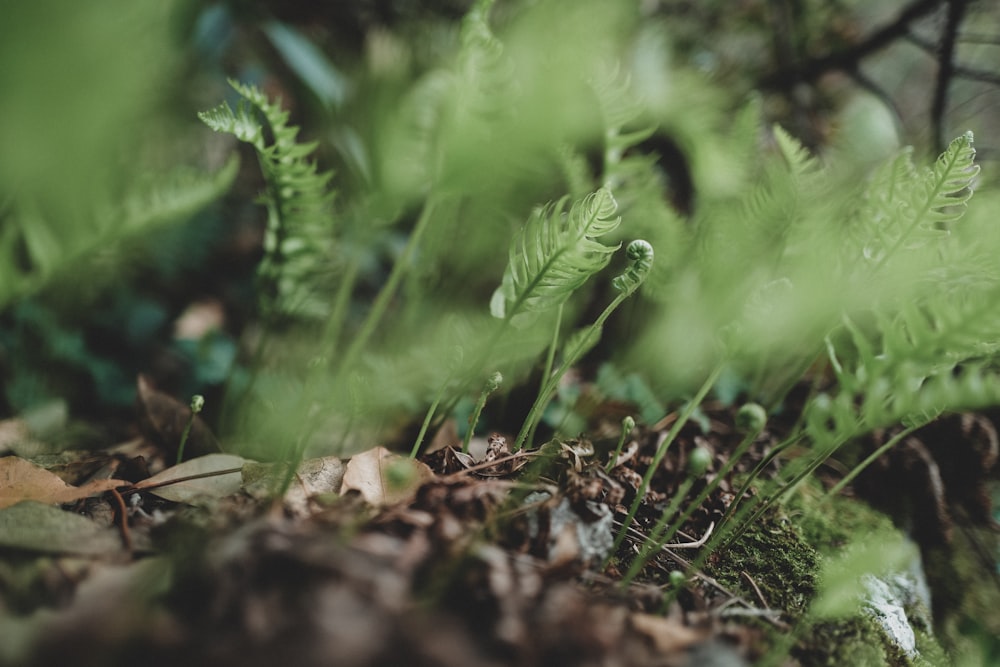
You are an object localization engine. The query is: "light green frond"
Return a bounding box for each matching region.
[491,187,621,327]
[0,157,240,311]
[772,124,820,178]
[200,80,336,321]
[852,131,978,267]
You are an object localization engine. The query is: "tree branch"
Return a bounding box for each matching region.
[932,0,969,154]
[759,0,943,89]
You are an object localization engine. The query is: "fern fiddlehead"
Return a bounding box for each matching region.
[513,237,654,450]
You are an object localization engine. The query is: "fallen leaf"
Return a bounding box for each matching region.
[242,456,345,515]
[0,501,123,555]
[629,612,707,654]
[133,453,245,503]
[0,456,124,509]
[341,447,433,507]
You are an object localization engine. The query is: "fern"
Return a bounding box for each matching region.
[851,131,978,269]
[0,158,239,311]
[199,80,336,321]
[490,188,621,327]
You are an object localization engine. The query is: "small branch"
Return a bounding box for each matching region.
[741,570,771,609]
[759,0,943,89]
[932,0,970,154]
[109,487,133,553]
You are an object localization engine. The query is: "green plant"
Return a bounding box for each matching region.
[176,395,205,464]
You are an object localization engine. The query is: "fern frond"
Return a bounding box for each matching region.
[490,188,621,327]
[0,157,240,311]
[200,80,336,321]
[852,132,978,267]
[772,125,820,178]
[807,360,1000,447]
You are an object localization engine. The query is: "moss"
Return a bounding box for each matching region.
[706,478,961,666]
[789,479,902,557]
[793,617,890,666]
[708,511,819,617]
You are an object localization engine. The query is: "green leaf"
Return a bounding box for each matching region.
[491,188,621,327]
[200,80,337,321]
[852,131,978,266]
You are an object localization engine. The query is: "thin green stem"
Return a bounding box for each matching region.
[523,304,564,447]
[514,290,630,450]
[823,422,922,500]
[608,364,722,559]
[461,371,502,453]
[411,387,446,458]
[336,195,441,376]
[175,395,204,465]
[606,416,636,472]
[320,253,361,364]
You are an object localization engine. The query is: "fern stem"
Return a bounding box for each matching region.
[823,422,921,500]
[522,304,564,447]
[411,385,446,458]
[514,290,627,451]
[321,253,361,363]
[336,195,441,375]
[607,364,722,560]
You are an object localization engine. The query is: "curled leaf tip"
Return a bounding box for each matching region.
[612,239,654,293]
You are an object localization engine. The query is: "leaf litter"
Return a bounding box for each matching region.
[0,382,997,666]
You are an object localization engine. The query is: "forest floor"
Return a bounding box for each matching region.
[1,378,998,667]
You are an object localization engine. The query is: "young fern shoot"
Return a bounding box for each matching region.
[514,239,654,450]
[490,188,622,329]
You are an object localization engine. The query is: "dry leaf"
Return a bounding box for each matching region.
[0,456,123,509]
[629,612,707,654]
[0,501,123,555]
[133,453,245,503]
[242,456,345,515]
[341,447,433,506]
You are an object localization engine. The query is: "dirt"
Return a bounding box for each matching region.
[0,394,997,667]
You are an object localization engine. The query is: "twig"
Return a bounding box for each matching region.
[932,0,970,154]
[741,570,771,610]
[109,487,132,552]
[759,0,943,89]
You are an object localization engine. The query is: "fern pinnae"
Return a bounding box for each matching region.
[200,79,336,323]
[491,187,621,327]
[868,131,978,271]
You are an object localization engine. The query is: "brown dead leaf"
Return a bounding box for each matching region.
[136,374,219,459]
[629,612,708,654]
[341,447,433,507]
[0,456,124,509]
[133,453,245,503]
[242,456,345,516]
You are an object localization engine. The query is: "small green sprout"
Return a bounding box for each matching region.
[606,415,636,471]
[736,402,767,433]
[462,371,503,453]
[384,457,419,491]
[176,394,205,465]
[686,445,712,477]
[621,445,713,587]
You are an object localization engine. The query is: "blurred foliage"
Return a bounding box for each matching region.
[2,0,1000,457]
